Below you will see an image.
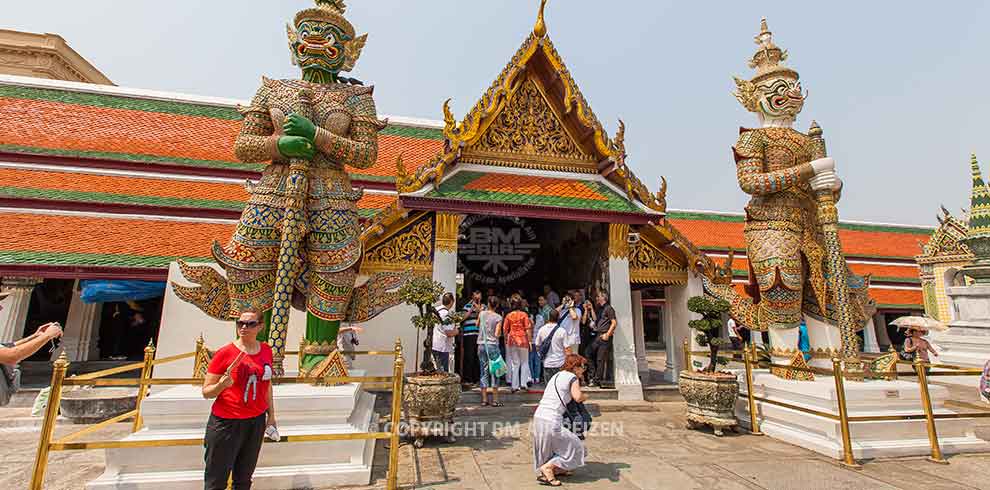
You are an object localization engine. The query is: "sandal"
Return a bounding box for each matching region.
[538,478,562,487]
[492,401,504,407]
[481,400,490,406]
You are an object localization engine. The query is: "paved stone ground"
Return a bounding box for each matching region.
[13,400,990,490]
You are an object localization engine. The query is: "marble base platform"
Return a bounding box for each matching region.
[87,379,377,490]
[735,370,990,460]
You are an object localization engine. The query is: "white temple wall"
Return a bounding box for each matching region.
[664,272,703,382]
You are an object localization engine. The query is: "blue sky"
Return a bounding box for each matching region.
[6,1,989,226]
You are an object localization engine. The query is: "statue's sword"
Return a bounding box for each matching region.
[808,121,860,366]
[268,88,315,375]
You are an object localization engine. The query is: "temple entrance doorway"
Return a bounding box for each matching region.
[456,215,610,305]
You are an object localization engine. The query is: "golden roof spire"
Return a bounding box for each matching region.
[534,0,548,38]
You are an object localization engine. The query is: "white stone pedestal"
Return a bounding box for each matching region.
[735,371,990,460]
[87,379,377,489]
[932,285,990,385]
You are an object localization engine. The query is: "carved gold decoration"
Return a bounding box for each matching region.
[361,215,433,275]
[608,224,630,259]
[865,348,899,381]
[770,350,815,381]
[916,206,973,265]
[308,350,349,386]
[629,238,687,284]
[464,77,591,165]
[395,150,457,194]
[192,335,214,379]
[434,212,464,254]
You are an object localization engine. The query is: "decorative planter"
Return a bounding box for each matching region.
[678,370,739,436]
[402,372,461,448]
[59,388,138,424]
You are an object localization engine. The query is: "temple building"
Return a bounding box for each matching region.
[0,19,928,396]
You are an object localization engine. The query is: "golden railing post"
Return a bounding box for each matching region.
[387,338,404,490]
[832,357,860,468]
[299,337,307,375]
[743,344,762,435]
[132,340,156,433]
[915,357,948,464]
[30,352,69,490]
[682,338,691,373]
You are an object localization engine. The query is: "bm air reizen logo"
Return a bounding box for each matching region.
[458,216,539,285]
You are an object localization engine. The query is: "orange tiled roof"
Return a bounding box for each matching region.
[668,211,931,260]
[0,83,444,183]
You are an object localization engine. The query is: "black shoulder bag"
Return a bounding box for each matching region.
[554,373,592,440]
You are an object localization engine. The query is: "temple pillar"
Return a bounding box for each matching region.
[0,277,40,344]
[433,212,463,373]
[630,290,648,376]
[664,272,704,382]
[58,282,102,361]
[607,224,643,400]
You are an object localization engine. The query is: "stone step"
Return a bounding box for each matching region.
[87,462,373,490]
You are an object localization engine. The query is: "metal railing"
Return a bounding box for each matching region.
[681,339,990,468]
[31,339,406,490]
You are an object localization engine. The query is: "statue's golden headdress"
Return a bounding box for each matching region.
[294,0,355,38]
[733,18,801,113]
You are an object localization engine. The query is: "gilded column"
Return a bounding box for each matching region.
[607,224,644,400]
[0,277,41,344]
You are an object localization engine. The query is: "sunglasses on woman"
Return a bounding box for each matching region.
[236,320,260,328]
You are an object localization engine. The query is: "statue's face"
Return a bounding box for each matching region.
[755,76,805,119]
[292,20,349,75]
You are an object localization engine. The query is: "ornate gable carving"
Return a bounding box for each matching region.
[917,207,973,265]
[462,77,592,167]
[360,213,434,275]
[629,236,687,284]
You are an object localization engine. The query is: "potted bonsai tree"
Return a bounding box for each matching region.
[678,294,739,436]
[398,275,463,447]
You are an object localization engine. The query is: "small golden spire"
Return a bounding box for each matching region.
[534,0,548,38]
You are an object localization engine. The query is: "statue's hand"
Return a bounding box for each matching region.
[809,157,835,175]
[277,135,316,160]
[809,170,838,191]
[283,113,317,141]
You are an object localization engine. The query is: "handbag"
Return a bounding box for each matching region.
[553,372,592,439]
[980,360,990,402]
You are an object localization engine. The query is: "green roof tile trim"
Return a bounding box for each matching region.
[427,171,640,212]
[0,144,262,171]
[380,125,443,140]
[0,250,209,268]
[0,86,241,120]
[697,246,921,262]
[667,211,933,235]
[875,304,924,311]
[0,186,246,211]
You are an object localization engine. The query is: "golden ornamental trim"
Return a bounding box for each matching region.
[361,215,434,275]
[395,150,458,194]
[608,224,630,259]
[629,238,687,284]
[434,212,464,254]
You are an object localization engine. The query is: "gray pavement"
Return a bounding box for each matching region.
[11,400,990,490]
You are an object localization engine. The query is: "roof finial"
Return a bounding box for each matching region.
[534,0,548,38]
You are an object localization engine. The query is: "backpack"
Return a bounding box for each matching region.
[538,323,562,360]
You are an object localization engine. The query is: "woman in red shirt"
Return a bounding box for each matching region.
[503,298,533,393]
[201,307,276,490]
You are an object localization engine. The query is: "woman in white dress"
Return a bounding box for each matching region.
[532,353,588,486]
